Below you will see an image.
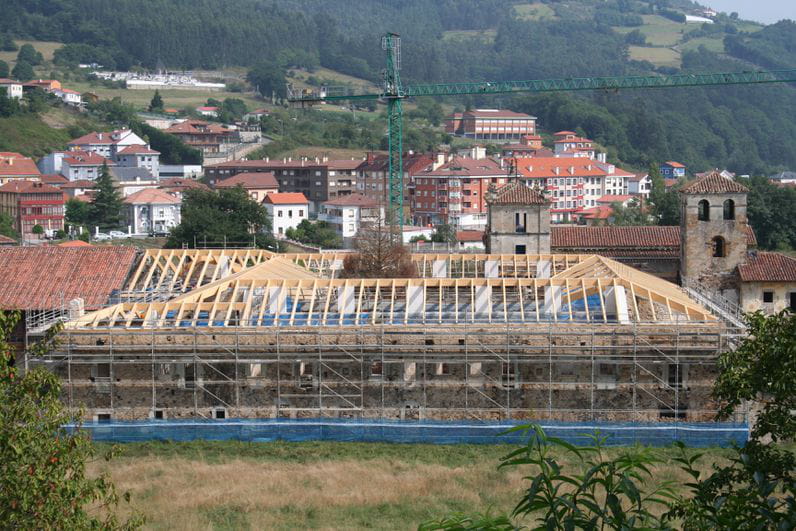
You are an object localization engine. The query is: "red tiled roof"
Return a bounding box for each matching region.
[554,136,592,144]
[57,240,93,247]
[664,161,685,168]
[456,230,484,242]
[0,234,17,245]
[597,195,634,203]
[39,174,69,185]
[263,192,308,205]
[0,180,62,194]
[0,247,138,310]
[0,153,40,177]
[552,226,680,250]
[489,181,547,205]
[417,156,504,177]
[550,225,757,254]
[165,120,231,135]
[117,145,160,155]
[554,131,577,136]
[738,252,796,282]
[216,172,278,189]
[63,151,115,167]
[323,193,379,207]
[60,180,96,189]
[68,129,131,146]
[158,178,209,191]
[516,157,606,179]
[0,78,21,85]
[196,106,219,111]
[123,188,180,205]
[580,205,613,220]
[457,109,535,119]
[680,171,749,194]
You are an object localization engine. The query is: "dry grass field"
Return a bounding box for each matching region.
[92,440,733,530]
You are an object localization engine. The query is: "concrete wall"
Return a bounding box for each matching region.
[740,281,796,314]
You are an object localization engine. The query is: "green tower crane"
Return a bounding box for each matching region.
[287,33,796,230]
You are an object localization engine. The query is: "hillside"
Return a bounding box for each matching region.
[2,0,796,174]
[0,107,107,157]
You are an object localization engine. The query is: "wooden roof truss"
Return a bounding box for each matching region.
[70,254,714,329]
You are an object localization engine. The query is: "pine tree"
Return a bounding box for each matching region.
[148,90,164,112]
[88,164,124,231]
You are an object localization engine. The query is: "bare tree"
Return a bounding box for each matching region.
[341,220,417,278]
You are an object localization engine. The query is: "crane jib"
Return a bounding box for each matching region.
[284,33,796,232]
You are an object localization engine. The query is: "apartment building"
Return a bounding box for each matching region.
[445,109,537,141]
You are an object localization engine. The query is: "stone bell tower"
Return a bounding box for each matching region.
[679,170,750,292]
[486,181,550,255]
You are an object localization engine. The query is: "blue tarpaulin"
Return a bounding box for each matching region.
[70,418,748,447]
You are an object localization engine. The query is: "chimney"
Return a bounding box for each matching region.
[553,167,560,175]
[322,155,328,163]
[288,157,292,162]
[432,152,446,171]
[97,133,103,140]
[569,166,575,175]
[266,157,269,162]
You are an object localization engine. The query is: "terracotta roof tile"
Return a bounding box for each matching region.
[39,174,69,185]
[489,181,547,205]
[323,193,379,207]
[57,240,93,247]
[216,172,278,189]
[680,171,749,194]
[0,234,17,245]
[738,252,796,282]
[0,247,138,310]
[0,180,62,194]
[552,226,680,250]
[263,192,308,205]
[0,153,40,177]
[117,145,160,155]
[123,188,181,205]
[456,230,484,242]
[550,225,757,255]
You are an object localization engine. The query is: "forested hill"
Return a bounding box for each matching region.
[2,0,796,174]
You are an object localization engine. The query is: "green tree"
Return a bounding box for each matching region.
[31,224,44,237]
[285,219,342,249]
[0,311,142,529]
[11,61,34,82]
[0,87,21,118]
[65,198,92,225]
[247,61,287,101]
[17,43,43,66]
[610,198,651,226]
[219,98,247,122]
[0,212,18,239]
[431,223,456,244]
[167,187,276,249]
[148,90,164,112]
[0,60,8,78]
[624,29,647,46]
[0,35,17,52]
[647,164,680,226]
[745,175,796,250]
[88,164,123,231]
[23,87,50,114]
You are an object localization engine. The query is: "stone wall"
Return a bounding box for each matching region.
[487,204,551,254]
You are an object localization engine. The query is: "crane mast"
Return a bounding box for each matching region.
[287,34,796,231]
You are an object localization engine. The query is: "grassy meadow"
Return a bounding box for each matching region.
[94,440,733,530]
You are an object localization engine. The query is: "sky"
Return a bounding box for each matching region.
[699,0,796,24]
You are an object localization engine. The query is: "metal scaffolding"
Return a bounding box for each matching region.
[25,250,741,425]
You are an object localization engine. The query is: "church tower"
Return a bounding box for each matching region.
[679,171,750,291]
[486,181,550,255]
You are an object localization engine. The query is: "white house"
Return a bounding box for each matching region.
[68,129,147,158]
[628,173,651,199]
[115,145,160,177]
[0,78,23,99]
[53,88,82,106]
[318,193,383,240]
[60,151,116,181]
[123,188,181,235]
[263,192,309,237]
[196,106,219,118]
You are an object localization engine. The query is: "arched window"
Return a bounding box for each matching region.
[697,199,710,221]
[712,236,726,258]
[723,199,735,220]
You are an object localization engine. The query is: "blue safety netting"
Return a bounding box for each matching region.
[70,418,748,447]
